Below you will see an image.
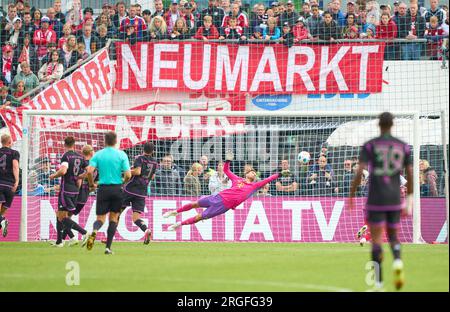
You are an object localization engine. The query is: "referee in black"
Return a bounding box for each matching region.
[85,132,131,254]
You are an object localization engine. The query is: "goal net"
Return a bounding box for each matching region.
[19,110,425,243]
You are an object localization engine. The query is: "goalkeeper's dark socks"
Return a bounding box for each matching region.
[371,243,383,283]
[106,221,118,249]
[56,219,64,244]
[134,219,148,232]
[93,220,104,232]
[181,216,198,226]
[177,202,193,213]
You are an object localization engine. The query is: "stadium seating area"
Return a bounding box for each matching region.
[1,0,447,198]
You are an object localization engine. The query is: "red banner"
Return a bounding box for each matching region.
[115,41,385,94]
[0,49,112,143]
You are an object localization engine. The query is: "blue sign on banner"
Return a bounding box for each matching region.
[252,94,292,111]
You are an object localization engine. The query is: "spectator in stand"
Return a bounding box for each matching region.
[366,0,381,26]
[279,0,299,27]
[12,80,28,102]
[97,25,110,49]
[112,1,128,30]
[154,155,182,196]
[152,0,167,18]
[220,0,231,15]
[419,159,438,197]
[335,158,353,196]
[307,4,323,38]
[222,2,249,30]
[220,16,245,39]
[424,0,445,26]
[77,42,89,60]
[77,24,100,56]
[346,1,359,18]
[329,0,346,27]
[307,155,335,196]
[15,0,25,18]
[380,3,392,17]
[183,3,198,31]
[100,13,118,38]
[60,35,81,70]
[142,9,152,28]
[21,11,35,35]
[46,7,63,40]
[0,4,18,44]
[393,2,406,25]
[199,0,225,29]
[13,33,38,75]
[32,9,42,30]
[66,0,82,33]
[352,161,369,196]
[198,155,214,194]
[209,160,231,195]
[11,61,39,92]
[393,0,400,18]
[165,0,183,34]
[275,159,298,196]
[271,2,281,20]
[33,16,57,62]
[279,22,294,47]
[300,2,312,19]
[318,11,341,40]
[376,12,398,60]
[38,50,63,84]
[149,15,168,40]
[293,16,310,42]
[58,23,72,49]
[425,15,446,59]
[342,13,359,37]
[257,183,272,196]
[249,3,267,36]
[398,1,425,60]
[38,42,58,69]
[184,162,203,196]
[0,86,21,114]
[53,0,66,25]
[73,7,95,34]
[194,15,220,41]
[4,17,24,49]
[120,4,148,41]
[263,16,281,40]
[309,0,324,15]
[95,3,113,25]
[0,45,14,86]
[35,156,59,195]
[169,17,193,39]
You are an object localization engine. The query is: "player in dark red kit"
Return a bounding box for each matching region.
[350,112,413,291]
[0,134,20,238]
[121,142,158,244]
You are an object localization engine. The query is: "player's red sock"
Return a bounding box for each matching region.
[177,203,193,213]
[181,216,198,225]
[365,233,371,241]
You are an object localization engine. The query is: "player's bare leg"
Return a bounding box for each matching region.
[367,224,384,291]
[131,211,152,245]
[163,201,200,218]
[0,206,9,237]
[168,213,203,231]
[387,226,404,290]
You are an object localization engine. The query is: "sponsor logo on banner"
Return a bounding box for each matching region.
[115,42,385,94]
[252,94,292,111]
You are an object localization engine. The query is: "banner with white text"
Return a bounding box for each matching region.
[115,42,385,94]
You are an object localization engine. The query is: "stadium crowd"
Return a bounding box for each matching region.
[27,149,441,198]
[0,0,449,109]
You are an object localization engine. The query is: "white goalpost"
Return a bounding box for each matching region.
[20,110,425,243]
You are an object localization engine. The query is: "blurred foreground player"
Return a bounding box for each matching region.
[349,112,413,291]
[0,134,19,237]
[164,151,283,230]
[121,142,158,245]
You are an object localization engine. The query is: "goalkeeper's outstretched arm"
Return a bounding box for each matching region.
[223,151,240,182]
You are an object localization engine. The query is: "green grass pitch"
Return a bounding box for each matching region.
[0,242,448,292]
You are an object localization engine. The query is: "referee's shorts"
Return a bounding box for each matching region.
[96,184,124,215]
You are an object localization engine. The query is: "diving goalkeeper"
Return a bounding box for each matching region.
[164,151,282,231]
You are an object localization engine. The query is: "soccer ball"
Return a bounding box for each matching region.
[298,151,311,164]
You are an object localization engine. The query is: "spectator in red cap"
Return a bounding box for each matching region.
[33,16,57,61]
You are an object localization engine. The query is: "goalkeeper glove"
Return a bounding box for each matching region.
[279,170,290,177]
[225,151,234,162]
